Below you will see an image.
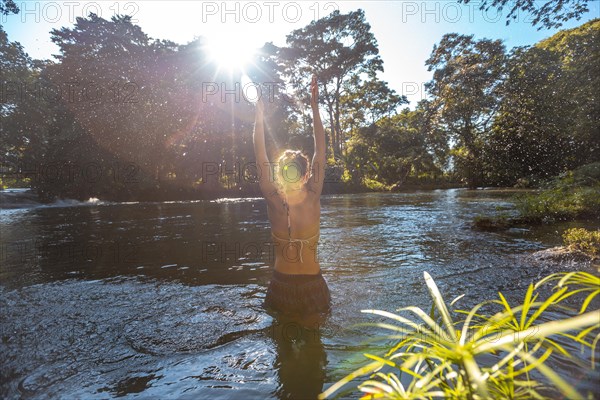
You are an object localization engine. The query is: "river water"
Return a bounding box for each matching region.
[1,189,598,398]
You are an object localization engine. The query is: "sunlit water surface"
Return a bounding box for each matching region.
[1,190,598,398]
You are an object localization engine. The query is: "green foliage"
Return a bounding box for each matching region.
[536,271,600,315]
[485,46,572,185]
[425,33,506,188]
[485,19,600,186]
[471,164,599,228]
[0,0,18,15]
[362,178,390,192]
[458,0,591,30]
[320,271,600,399]
[346,108,444,188]
[340,75,406,131]
[2,14,283,200]
[280,9,385,159]
[2,11,599,199]
[0,25,38,180]
[514,178,533,189]
[516,186,600,223]
[572,162,600,185]
[515,164,600,223]
[562,228,600,257]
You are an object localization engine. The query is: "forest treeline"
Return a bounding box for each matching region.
[1,9,598,201]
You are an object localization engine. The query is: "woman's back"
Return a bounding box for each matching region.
[267,190,321,274]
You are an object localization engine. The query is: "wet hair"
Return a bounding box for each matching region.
[276,150,310,185]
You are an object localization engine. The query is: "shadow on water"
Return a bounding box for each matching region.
[269,314,328,399]
[108,374,159,397]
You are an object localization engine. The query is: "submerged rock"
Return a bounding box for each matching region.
[524,246,599,274]
[472,215,511,231]
[0,278,273,398]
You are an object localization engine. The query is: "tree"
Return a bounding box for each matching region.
[484,46,571,185]
[485,19,600,185]
[4,11,280,199]
[537,18,600,165]
[0,0,18,15]
[417,100,451,175]
[44,14,157,199]
[425,34,506,188]
[346,109,439,187]
[280,9,383,159]
[0,25,42,188]
[340,75,406,132]
[458,0,591,30]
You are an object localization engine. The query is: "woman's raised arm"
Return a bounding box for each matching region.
[253,98,278,198]
[308,75,326,197]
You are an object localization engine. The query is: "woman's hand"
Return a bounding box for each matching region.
[310,74,318,110]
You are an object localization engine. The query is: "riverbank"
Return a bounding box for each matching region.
[1,182,468,209]
[473,164,600,233]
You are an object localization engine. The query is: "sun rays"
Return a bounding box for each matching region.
[203,35,257,76]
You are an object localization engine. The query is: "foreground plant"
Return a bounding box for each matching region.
[319,270,600,399]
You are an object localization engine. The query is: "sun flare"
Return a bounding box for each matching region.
[204,35,257,73]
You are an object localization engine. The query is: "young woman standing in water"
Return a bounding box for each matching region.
[253,75,331,318]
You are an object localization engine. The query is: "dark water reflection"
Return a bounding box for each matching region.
[1,190,598,398]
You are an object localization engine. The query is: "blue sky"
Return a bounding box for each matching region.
[2,1,599,105]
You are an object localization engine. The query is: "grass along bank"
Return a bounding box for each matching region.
[473,163,600,231]
[562,228,600,259]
